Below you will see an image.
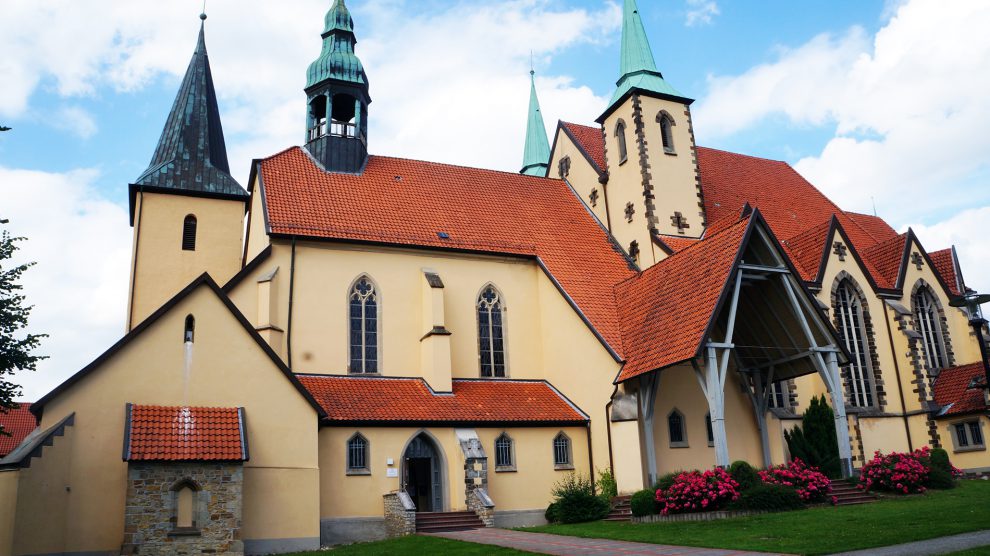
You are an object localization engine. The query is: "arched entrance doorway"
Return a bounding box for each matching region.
[402,433,445,512]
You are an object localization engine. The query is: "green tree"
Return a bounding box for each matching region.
[0,227,46,431]
[784,395,840,478]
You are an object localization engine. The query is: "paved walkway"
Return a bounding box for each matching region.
[831,529,990,556]
[430,529,788,555]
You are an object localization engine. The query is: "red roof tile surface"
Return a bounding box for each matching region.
[860,234,907,289]
[655,234,700,254]
[561,122,606,172]
[259,148,635,355]
[0,404,36,457]
[125,405,247,461]
[934,362,989,417]
[615,215,752,382]
[297,376,588,423]
[930,249,962,296]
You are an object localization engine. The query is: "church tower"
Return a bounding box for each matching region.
[305,0,371,174]
[597,0,704,268]
[520,70,551,176]
[126,14,248,330]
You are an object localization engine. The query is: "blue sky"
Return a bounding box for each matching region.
[3,0,990,400]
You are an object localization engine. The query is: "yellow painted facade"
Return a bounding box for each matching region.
[548,128,610,226]
[0,471,16,556]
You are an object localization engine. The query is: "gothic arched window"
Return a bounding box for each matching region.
[834,280,876,407]
[913,285,949,371]
[184,315,195,343]
[478,285,506,378]
[553,432,572,467]
[668,409,687,447]
[347,433,369,473]
[494,433,514,469]
[615,120,628,164]
[349,276,379,374]
[658,111,676,154]
[182,215,197,251]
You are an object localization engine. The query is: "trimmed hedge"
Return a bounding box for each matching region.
[630,489,658,517]
[544,502,559,523]
[728,484,804,512]
[729,460,760,491]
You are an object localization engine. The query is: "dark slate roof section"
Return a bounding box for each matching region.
[131,23,246,213]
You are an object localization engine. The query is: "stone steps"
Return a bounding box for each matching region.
[416,511,485,533]
[831,481,878,506]
[605,495,633,521]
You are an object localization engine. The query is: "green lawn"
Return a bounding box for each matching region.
[945,549,990,556]
[521,480,990,556]
[285,535,534,555]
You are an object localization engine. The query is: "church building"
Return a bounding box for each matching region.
[0,1,987,554]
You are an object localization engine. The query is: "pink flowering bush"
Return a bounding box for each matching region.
[655,468,740,515]
[758,459,831,503]
[859,447,931,494]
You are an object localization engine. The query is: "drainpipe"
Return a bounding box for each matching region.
[287,237,297,370]
[605,386,617,479]
[882,301,914,451]
[587,420,596,496]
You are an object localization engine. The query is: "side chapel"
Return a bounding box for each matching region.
[0,1,987,554]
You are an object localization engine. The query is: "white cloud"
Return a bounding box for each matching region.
[686,0,720,27]
[53,106,98,139]
[694,0,990,226]
[0,167,131,402]
[911,207,990,296]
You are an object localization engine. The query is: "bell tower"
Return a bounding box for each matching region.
[126,14,248,330]
[305,0,371,174]
[597,0,704,268]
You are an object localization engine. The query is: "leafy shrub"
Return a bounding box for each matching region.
[544,502,559,523]
[630,489,657,517]
[728,484,804,512]
[653,471,680,493]
[859,447,931,494]
[728,460,760,491]
[550,473,609,523]
[784,396,841,479]
[925,447,962,489]
[927,467,956,489]
[655,468,740,515]
[596,468,618,501]
[759,458,831,503]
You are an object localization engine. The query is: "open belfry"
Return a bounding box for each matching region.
[1,1,987,554]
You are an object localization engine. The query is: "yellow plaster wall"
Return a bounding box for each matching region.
[0,471,16,556]
[319,426,589,517]
[244,180,270,266]
[859,416,914,459]
[938,416,990,471]
[128,192,245,328]
[11,427,73,556]
[609,420,644,493]
[548,128,610,226]
[19,285,319,555]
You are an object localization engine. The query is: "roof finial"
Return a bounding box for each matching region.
[530,50,535,76]
[200,0,207,21]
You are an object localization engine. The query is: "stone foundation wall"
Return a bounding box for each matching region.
[382,491,416,538]
[124,462,243,556]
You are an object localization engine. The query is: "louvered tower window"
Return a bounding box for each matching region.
[615,120,628,163]
[913,286,949,371]
[835,280,876,407]
[349,277,379,374]
[659,112,675,154]
[478,286,506,378]
[182,215,197,251]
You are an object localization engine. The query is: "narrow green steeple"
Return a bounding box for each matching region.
[307,0,367,89]
[607,0,686,108]
[520,70,551,177]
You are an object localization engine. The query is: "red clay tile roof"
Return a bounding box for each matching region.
[782,220,832,281]
[860,233,907,289]
[654,234,700,254]
[930,249,962,296]
[259,148,634,356]
[843,212,898,246]
[124,405,247,461]
[934,362,988,417]
[297,376,588,424]
[0,404,36,457]
[561,122,606,172]
[615,215,752,382]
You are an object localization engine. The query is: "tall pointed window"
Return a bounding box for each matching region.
[553,432,572,468]
[494,433,515,470]
[184,315,195,343]
[349,276,379,374]
[658,111,676,154]
[835,280,876,407]
[615,120,628,164]
[478,285,506,378]
[668,409,688,447]
[182,215,197,251]
[347,433,369,474]
[913,285,949,371]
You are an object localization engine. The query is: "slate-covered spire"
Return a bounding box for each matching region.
[606,0,688,108]
[520,70,551,177]
[132,16,245,213]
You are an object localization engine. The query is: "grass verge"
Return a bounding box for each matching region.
[284,534,535,555]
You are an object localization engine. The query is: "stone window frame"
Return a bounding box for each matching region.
[614,119,629,165]
[346,432,371,475]
[477,283,509,379]
[656,110,676,155]
[347,274,382,375]
[667,408,688,448]
[552,431,574,470]
[182,214,197,251]
[494,432,516,472]
[704,412,714,447]
[831,275,881,409]
[911,280,953,374]
[558,156,571,179]
[169,478,204,536]
[949,419,986,453]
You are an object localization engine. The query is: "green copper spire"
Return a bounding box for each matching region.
[607,0,686,107]
[520,70,551,177]
[306,0,367,89]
